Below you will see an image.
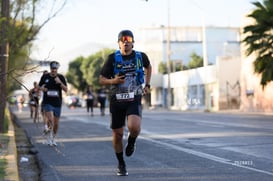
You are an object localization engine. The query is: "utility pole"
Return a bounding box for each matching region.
[166,0,171,109]
[201,15,210,111]
[0,0,10,133]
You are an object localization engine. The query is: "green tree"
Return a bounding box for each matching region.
[7,0,66,87]
[0,0,66,132]
[242,0,273,88]
[66,56,87,92]
[188,52,203,69]
[171,61,187,71]
[78,48,114,91]
[66,48,115,94]
[158,62,167,74]
[174,61,184,71]
[159,61,187,74]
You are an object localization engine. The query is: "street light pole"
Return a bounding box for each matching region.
[202,16,208,67]
[200,11,210,111]
[143,0,171,108]
[186,0,210,110]
[166,0,171,109]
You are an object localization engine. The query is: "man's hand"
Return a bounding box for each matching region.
[54,76,62,84]
[40,85,48,92]
[143,85,150,95]
[113,74,125,84]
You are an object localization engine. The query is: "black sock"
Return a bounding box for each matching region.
[116,152,125,165]
[128,135,136,145]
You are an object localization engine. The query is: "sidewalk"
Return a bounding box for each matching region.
[0,108,19,181]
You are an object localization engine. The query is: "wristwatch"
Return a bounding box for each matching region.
[145,84,151,89]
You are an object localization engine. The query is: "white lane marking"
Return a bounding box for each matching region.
[196,122,224,128]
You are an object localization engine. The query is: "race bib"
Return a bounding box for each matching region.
[99,93,106,97]
[47,90,59,97]
[88,95,93,99]
[116,92,134,101]
[29,101,36,105]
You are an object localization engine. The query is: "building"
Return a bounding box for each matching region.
[138,26,241,110]
[239,16,273,113]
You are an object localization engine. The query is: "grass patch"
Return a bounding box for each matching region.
[4,116,9,134]
[0,158,7,179]
[0,108,12,179]
[4,108,10,133]
[0,133,9,179]
[0,134,9,179]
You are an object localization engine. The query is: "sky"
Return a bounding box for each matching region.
[31,0,258,73]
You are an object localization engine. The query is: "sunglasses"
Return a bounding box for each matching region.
[119,36,133,43]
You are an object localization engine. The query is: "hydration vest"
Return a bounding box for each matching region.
[114,50,144,85]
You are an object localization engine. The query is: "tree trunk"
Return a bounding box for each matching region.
[0,0,10,133]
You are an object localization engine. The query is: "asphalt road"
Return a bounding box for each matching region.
[11,106,273,181]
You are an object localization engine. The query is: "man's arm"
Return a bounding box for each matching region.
[144,64,152,86]
[99,75,125,85]
[143,64,152,95]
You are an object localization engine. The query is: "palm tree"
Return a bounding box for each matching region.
[242,0,273,88]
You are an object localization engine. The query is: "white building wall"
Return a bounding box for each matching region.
[140,26,242,111]
[216,56,241,109]
[161,65,218,110]
[159,59,241,111]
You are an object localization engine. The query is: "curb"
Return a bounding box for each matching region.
[4,110,19,181]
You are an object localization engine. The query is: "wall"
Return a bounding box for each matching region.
[240,48,273,112]
[216,56,241,109]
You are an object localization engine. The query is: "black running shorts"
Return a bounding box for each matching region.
[110,95,142,129]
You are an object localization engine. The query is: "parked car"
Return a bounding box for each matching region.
[65,95,81,108]
[77,97,86,108]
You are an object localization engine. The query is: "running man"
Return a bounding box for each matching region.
[29,81,40,123]
[97,85,107,116]
[85,85,95,116]
[38,61,67,146]
[99,30,152,176]
[40,70,49,133]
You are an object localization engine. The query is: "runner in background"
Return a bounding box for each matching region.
[85,85,95,116]
[40,70,49,133]
[38,61,67,146]
[17,94,25,113]
[97,85,107,116]
[29,81,40,123]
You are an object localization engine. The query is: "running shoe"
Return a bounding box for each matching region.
[47,131,54,146]
[52,138,57,147]
[43,125,51,134]
[43,128,50,134]
[117,163,128,176]
[125,142,136,157]
[46,136,53,146]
